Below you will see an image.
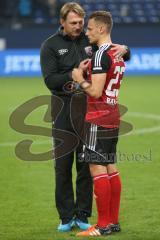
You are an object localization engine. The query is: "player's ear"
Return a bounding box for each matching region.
[99,25,104,34]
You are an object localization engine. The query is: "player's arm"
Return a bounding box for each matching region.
[72,69,106,99]
[40,42,72,92]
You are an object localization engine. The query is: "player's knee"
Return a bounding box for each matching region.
[89,164,107,177]
[107,164,117,174]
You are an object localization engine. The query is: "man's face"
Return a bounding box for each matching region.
[61,11,84,39]
[86,19,100,44]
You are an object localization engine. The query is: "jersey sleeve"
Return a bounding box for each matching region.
[91,51,112,74]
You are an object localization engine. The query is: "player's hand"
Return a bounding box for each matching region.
[111,43,128,58]
[72,68,83,83]
[79,59,90,72]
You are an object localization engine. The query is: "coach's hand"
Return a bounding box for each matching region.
[111,43,128,58]
[79,59,90,72]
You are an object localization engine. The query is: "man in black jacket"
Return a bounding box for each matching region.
[40,2,130,232]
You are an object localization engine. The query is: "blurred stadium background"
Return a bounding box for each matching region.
[0,1,160,240]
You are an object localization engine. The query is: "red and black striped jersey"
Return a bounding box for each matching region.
[85,43,125,128]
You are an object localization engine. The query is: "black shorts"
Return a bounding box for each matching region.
[79,123,119,165]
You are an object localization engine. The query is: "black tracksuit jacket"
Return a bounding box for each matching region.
[40,28,93,95]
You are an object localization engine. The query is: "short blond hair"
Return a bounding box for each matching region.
[60,2,85,20]
[89,11,113,33]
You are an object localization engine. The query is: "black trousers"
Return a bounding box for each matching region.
[51,93,93,221]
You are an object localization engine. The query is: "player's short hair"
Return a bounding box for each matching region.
[60,2,85,20]
[89,11,113,33]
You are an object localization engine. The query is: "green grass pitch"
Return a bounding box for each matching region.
[0,75,160,240]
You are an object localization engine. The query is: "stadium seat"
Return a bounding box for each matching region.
[1,0,160,26]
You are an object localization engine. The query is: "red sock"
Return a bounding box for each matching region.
[93,174,111,228]
[109,171,122,224]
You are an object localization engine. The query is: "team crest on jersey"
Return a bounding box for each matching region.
[85,46,93,57]
[58,49,68,55]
